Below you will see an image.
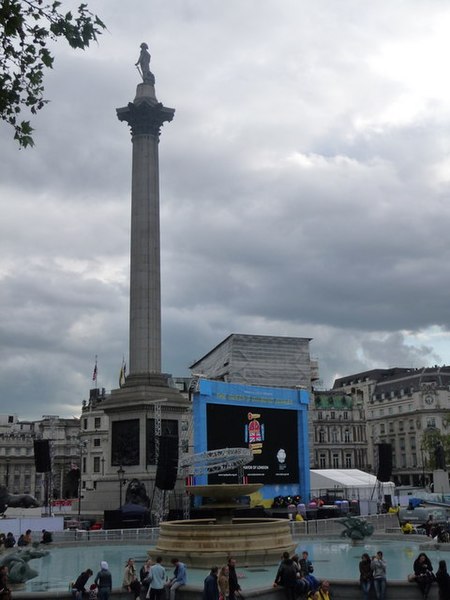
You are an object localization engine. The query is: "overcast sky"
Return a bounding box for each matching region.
[1,0,450,419]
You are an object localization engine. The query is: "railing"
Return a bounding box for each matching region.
[48,513,399,544]
[289,512,399,538]
[50,527,159,544]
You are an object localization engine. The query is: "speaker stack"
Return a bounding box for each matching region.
[34,439,51,472]
[155,435,179,490]
[376,443,393,482]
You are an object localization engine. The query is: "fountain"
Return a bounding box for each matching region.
[155,449,296,567]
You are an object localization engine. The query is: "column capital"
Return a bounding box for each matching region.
[116,99,175,137]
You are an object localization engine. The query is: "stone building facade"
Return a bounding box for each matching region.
[0,414,80,502]
[79,378,192,512]
[332,366,450,485]
[310,391,368,471]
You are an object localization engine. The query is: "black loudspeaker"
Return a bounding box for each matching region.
[34,439,51,473]
[155,435,178,490]
[377,443,393,482]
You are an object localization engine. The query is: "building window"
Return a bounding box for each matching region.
[331,429,338,443]
[344,430,351,443]
[345,454,352,468]
[398,421,404,432]
[331,412,335,420]
[83,418,87,430]
[389,422,394,433]
[93,456,100,473]
[427,417,436,428]
[319,454,326,468]
[319,429,325,443]
[332,454,339,468]
[82,456,86,474]
[380,424,385,434]
[343,411,348,420]
[8,416,13,423]
[93,438,101,447]
[318,412,323,420]
[94,417,101,429]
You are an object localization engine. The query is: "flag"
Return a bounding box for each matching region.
[92,356,98,382]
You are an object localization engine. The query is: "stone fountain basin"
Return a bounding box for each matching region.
[155,517,295,567]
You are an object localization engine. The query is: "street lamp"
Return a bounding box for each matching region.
[117,466,125,508]
[4,458,10,488]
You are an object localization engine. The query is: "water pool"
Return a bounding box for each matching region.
[22,538,449,592]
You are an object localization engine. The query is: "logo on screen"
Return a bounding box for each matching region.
[245,412,265,454]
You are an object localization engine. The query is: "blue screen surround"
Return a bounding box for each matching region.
[193,379,310,501]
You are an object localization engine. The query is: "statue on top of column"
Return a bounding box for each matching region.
[135,42,155,84]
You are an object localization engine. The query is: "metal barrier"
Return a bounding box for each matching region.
[290,512,400,538]
[49,512,398,544]
[51,527,159,544]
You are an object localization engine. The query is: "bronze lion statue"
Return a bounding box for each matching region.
[124,478,150,507]
[0,486,40,514]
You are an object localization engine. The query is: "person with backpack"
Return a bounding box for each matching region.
[273,552,298,600]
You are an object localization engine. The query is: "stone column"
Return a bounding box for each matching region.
[117,82,175,377]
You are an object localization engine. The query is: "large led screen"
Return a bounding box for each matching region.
[206,404,299,484]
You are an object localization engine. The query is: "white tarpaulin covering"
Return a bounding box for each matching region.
[310,469,395,501]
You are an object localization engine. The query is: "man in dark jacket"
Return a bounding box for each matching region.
[72,568,93,599]
[228,558,241,600]
[274,552,298,600]
[203,566,220,600]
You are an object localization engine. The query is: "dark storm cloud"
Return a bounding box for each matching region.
[1,0,450,416]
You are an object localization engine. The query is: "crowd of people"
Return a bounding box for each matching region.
[270,550,332,600]
[71,555,187,600]
[3,539,450,600]
[359,549,450,600]
[0,529,52,550]
[410,553,450,600]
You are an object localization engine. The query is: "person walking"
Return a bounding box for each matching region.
[203,566,220,600]
[146,556,166,600]
[227,558,241,600]
[166,558,187,600]
[218,565,229,600]
[413,553,434,600]
[359,553,373,600]
[72,568,93,600]
[435,560,450,600]
[371,551,387,600]
[95,561,112,600]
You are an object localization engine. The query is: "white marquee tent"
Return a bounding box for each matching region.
[310,469,395,502]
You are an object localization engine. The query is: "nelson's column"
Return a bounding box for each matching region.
[81,44,189,513]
